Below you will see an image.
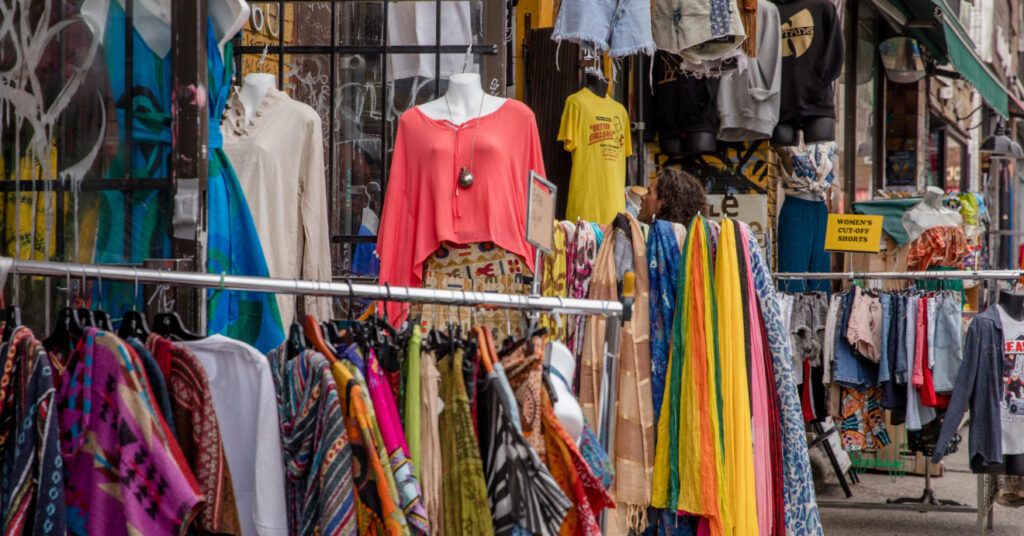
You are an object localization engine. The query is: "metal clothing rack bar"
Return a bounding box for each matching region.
[1,258,624,318]
[775,269,1024,280]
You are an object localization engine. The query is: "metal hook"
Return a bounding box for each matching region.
[383,283,392,325]
[95,266,103,305]
[258,44,270,73]
[132,266,140,309]
[65,265,72,308]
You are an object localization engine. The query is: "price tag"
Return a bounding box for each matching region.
[526,171,557,254]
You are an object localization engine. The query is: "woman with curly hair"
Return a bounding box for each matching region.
[638,168,706,226]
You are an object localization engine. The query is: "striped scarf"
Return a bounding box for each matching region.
[270,348,356,536]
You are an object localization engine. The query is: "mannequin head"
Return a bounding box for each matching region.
[639,168,706,226]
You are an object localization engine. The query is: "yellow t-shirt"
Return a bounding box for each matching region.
[558,88,632,225]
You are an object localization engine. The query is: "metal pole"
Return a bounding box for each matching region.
[3,258,623,317]
[774,269,1024,280]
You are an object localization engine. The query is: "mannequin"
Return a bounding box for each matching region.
[773,118,836,146]
[999,290,1024,322]
[238,72,276,122]
[902,186,963,243]
[80,0,249,55]
[661,132,718,156]
[583,71,610,99]
[417,73,506,123]
[546,340,584,443]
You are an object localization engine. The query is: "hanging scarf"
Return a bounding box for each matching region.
[419,350,444,534]
[269,347,357,536]
[366,351,429,533]
[57,329,203,536]
[652,217,728,535]
[331,360,408,535]
[0,328,66,536]
[542,222,570,337]
[742,223,824,536]
[715,220,758,535]
[647,220,683,427]
[147,334,242,535]
[567,221,598,358]
[580,213,655,535]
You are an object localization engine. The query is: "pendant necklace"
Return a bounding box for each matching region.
[444,92,486,188]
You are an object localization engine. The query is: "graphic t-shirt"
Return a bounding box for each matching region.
[996,305,1024,455]
[558,88,632,225]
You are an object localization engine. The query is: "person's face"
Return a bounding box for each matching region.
[639,179,660,224]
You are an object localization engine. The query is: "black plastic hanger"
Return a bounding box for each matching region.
[2,305,22,342]
[44,307,84,354]
[286,322,306,359]
[118,310,151,340]
[153,312,203,341]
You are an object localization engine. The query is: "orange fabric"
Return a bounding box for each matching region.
[907,226,968,271]
[377,101,545,324]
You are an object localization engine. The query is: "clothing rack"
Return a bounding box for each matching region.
[0,256,628,459]
[774,269,1008,529]
[0,257,624,317]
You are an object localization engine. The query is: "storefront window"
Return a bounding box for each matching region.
[237,1,499,278]
[927,127,967,191]
[853,2,878,202]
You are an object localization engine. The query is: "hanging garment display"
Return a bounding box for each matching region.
[776,141,837,293]
[775,0,845,133]
[0,328,66,535]
[178,335,290,536]
[651,0,746,64]
[647,220,683,426]
[54,329,204,536]
[377,100,545,325]
[559,89,634,226]
[579,214,655,536]
[651,52,722,155]
[717,0,783,142]
[205,31,286,353]
[552,0,655,57]
[221,87,334,325]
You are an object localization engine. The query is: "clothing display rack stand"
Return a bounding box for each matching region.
[774,269,1024,530]
[0,256,628,458]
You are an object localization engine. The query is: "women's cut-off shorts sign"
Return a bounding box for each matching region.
[824,214,884,253]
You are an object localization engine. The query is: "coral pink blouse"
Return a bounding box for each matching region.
[377,100,545,324]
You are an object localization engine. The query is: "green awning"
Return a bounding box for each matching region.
[886,0,1010,117]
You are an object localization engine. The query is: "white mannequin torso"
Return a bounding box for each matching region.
[80,0,249,56]
[238,73,276,122]
[547,340,584,444]
[417,73,506,124]
[902,186,963,243]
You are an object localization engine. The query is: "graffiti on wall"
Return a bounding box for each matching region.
[645,139,777,194]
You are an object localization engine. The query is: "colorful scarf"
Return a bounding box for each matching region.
[439,348,494,536]
[500,340,546,461]
[580,213,654,535]
[147,334,241,535]
[715,220,758,535]
[742,223,823,535]
[542,222,570,337]
[0,328,66,536]
[269,347,357,536]
[206,34,285,353]
[404,326,423,472]
[647,220,682,426]
[541,388,615,536]
[567,221,598,359]
[653,217,727,536]
[57,329,202,536]
[366,351,429,533]
[332,361,408,535]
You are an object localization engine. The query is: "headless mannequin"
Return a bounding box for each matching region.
[81,0,249,56]
[417,73,506,123]
[584,71,610,99]
[773,117,836,146]
[997,290,1024,475]
[661,132,718,156]
[238,72,276,122]
[546,340,584,444]
[902,186,963,243]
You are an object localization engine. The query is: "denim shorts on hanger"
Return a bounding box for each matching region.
[552,0,655,57]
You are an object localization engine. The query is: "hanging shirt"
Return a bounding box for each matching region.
[996,306,1024,456]
[179,335,290,536]
[559,89,633,226]
[221,87,335,325]
[55,329,203,536]
[377,100,544,325]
